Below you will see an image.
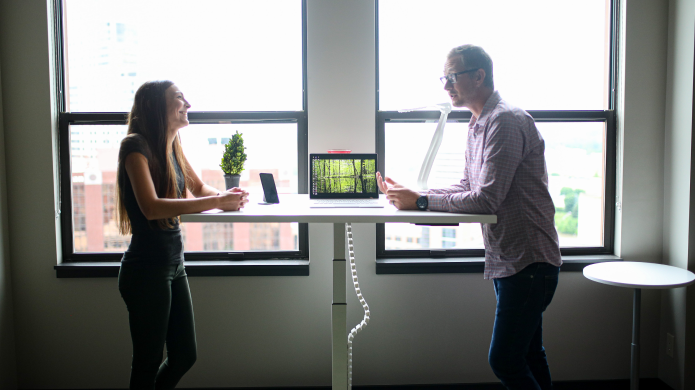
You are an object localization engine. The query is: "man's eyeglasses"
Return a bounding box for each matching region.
[440,68,479,85]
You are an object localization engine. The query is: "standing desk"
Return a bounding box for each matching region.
[181,194,496,390]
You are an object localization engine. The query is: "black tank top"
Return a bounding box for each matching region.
[119,135,185,264]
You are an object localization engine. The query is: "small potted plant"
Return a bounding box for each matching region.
[220,130,247,189]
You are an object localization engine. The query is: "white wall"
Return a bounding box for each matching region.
[0,0,679,388]
[661,0,695,389]
[308,0,375,154]
[618,0,669,381]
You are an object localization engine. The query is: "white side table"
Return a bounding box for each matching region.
[583,261,695,390]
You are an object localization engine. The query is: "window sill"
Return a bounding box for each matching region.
[54,260,310,278]
[56,255,620,278]
[375,254,622,274]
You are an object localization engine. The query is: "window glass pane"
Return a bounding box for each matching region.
[379,0,610,111]
[70,123,299,253]
[179,124,299,252]
[71,125,130,252]
[385,122,469,190]
[64,0,303,112]
[541,122,605,248]
[385,121,484,250]
[384,121,605,249]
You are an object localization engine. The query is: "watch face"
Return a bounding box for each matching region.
[417,196,428,210]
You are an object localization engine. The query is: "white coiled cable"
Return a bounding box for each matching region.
[346,223,370,390]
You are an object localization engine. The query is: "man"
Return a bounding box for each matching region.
[377,44,562,390]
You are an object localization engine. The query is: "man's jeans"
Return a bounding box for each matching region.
[489,262,560,390]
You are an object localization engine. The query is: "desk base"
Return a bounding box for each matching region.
[332,223,347,390]
[332,302,347,389]
[631,289,641,390]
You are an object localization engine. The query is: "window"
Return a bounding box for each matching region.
[377,0,617,259]
[442,229,456,239]
[57,0,308,263]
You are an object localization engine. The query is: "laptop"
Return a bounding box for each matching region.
[309,153,384,208]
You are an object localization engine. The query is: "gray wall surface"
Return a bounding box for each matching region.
[616,0,669,382]
[0,0,689,389]
[0,25,18,390]
[661,0,695,389]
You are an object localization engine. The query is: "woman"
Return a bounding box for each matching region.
[116,80,248,389]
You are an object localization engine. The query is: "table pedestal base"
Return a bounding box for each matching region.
[631,288,641,390]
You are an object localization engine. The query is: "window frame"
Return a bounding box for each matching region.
[54,0,310,268]
[374,0,620,267]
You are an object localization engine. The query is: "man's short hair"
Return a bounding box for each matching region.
[448,44,494,90]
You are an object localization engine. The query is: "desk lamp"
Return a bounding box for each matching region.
[398,102,452,189]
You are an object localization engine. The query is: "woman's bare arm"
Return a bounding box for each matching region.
[125,153,247,220]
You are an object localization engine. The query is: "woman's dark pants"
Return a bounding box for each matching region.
[489,262,560,390]
[119,262,197,390]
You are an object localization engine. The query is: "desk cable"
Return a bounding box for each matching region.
[346,103,447,387]
[346,223,370,390]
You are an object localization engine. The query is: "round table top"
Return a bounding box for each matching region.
[583,261,695,289]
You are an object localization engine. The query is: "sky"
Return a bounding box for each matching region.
[379,0,609,111]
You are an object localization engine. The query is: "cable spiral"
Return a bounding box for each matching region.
[346,223,370,390]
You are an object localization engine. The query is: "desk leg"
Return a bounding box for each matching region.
[332,223,347,390]
[631,288,641,390]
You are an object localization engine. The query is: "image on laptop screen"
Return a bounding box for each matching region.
[310,153,379,199]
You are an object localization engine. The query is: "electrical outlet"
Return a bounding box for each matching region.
[666,333,675,358]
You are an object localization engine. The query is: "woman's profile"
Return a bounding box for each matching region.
[116,80,247,389]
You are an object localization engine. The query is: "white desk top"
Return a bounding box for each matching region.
[180,194,497,225]
[583,261,695,289]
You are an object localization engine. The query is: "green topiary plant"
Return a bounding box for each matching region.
[220,131,247,175]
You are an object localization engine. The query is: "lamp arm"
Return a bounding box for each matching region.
[414,103,451,189]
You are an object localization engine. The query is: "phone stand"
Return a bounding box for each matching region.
[259,173,279,204]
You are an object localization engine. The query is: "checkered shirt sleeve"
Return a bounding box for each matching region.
[425,92,561,279]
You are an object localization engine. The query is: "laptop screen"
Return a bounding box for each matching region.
[310,153,379,199]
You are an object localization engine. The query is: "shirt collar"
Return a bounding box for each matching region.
[469,90,501,129]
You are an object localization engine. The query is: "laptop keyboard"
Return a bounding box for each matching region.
[313,199,380,204]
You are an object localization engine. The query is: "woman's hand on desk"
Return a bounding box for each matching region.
[218,187,249,211]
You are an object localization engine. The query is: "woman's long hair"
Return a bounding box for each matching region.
[116,80,191,233]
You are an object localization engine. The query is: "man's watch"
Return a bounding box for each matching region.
[416,195,429,211]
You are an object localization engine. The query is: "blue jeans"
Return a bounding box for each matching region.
[118,262,197,390]
[489,262,560,390]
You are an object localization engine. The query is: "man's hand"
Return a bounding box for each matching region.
[377,171,401,193]
[376,172,420,210]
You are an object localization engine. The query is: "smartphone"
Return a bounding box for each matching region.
[259,173,280,204]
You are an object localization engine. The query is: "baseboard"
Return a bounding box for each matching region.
[353,378,674,390]
[22,378,674,390]
[180,379,673,390]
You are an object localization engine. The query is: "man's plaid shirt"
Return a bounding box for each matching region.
[425,91,562,279]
